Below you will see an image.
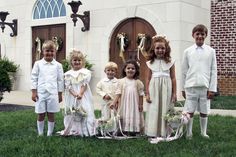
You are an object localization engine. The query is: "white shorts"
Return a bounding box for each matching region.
[35,92,60,114]
[183,87,210,114]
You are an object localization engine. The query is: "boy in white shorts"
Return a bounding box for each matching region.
[31,40,64,136]
[181,24,217,139]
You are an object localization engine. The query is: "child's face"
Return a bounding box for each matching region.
[71,57,83,70]
[192,31,207,46]
[154,42,166,59]
[105,67,116,80]
[125,63,136,79]
[43,48,55,62]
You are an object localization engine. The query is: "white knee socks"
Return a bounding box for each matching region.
[186,118,193,138]
[37,120,44,136]
[47,121,55,136]
[200,117,209,138]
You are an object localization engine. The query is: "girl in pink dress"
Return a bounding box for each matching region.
[111,60,144,135]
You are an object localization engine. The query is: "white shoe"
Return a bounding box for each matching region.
[201,133,209,139]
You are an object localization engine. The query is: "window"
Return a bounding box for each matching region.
[33,0,66,19]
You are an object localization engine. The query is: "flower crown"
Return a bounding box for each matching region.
[152,34,168,42]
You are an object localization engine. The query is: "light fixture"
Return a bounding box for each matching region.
[68,0,90,32]
[0,11,17,37]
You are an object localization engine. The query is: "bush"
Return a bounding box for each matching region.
[0,68,11,102]
[0,56,19,72]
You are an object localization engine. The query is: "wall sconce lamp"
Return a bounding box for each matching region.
[68,1,90,32]
[0,11,17,37]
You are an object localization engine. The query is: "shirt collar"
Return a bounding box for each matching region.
[194,43,206,50]
[104,77,117,83]
[42,58,56,65]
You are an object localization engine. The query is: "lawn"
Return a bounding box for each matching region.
[0,109,236,157]
[176,96,236,110]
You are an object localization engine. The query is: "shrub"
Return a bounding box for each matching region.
[0,56,19,72]
[0,68,11,102]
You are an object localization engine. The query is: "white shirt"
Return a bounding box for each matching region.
[31,58,64,94]
[181,44,217,92]
[96,77,118,100]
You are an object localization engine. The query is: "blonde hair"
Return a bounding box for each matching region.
[42,40,56,51]
[104,62,118,71]
[69,49,86,67]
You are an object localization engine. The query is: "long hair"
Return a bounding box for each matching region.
[121,60,140,79]
[149,36,171,64]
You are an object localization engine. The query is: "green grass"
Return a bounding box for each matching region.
[0,109,236,157]
[176,96,236,110]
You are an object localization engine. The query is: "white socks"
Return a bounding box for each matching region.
[186,118,193,139]
[200,117,209,138]
[37,120,44,136]
[37,120,55,136]
[47,121,55,136]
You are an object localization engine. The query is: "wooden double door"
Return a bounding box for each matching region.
[109,18,156,84]
[32,24,66,67]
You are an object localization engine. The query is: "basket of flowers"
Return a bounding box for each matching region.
[164,102,190,129]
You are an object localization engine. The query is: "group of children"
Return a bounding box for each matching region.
[31,24,217,140]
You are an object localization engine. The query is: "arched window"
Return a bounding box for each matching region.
[33,0,66,19]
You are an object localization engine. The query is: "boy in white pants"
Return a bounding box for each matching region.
[181,24,217,139]
[96,62,118,121]
[31,40,64,136]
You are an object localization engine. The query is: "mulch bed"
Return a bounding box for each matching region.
[0,103,34,112]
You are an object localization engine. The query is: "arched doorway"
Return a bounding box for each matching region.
[109,18,156,84]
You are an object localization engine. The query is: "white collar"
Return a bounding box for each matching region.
[104,77,118,83]
[194,43,206,49]
[42,58,56,64]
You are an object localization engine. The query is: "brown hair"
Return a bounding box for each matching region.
[121,60,140,79]
[192,24,208,36]
[149,36,171,63]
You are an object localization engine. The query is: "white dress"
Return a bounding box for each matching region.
[61,68,95,136]
[116,78,144,132]
[145,59,175,137]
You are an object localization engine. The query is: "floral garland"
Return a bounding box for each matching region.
[136,33,151,60]
[116,33,129,62]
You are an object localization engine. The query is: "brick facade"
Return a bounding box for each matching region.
[211,0,236,95]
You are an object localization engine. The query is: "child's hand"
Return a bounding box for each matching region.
[109,103,114,109]
[139,105,143,112]
[32,93,38,102]
[171,94,177,103]
[146,95,152,103]
[103,94,111,101]
[31,90,38,102]
[76,94,83,100]
[207,91,214,99]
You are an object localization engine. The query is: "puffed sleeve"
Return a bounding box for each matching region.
[81,68,91,85]
[137,79,144,96]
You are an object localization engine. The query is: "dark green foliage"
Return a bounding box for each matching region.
[0,56,19,72]
[0,109,236,157]
[0,68,11,101]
